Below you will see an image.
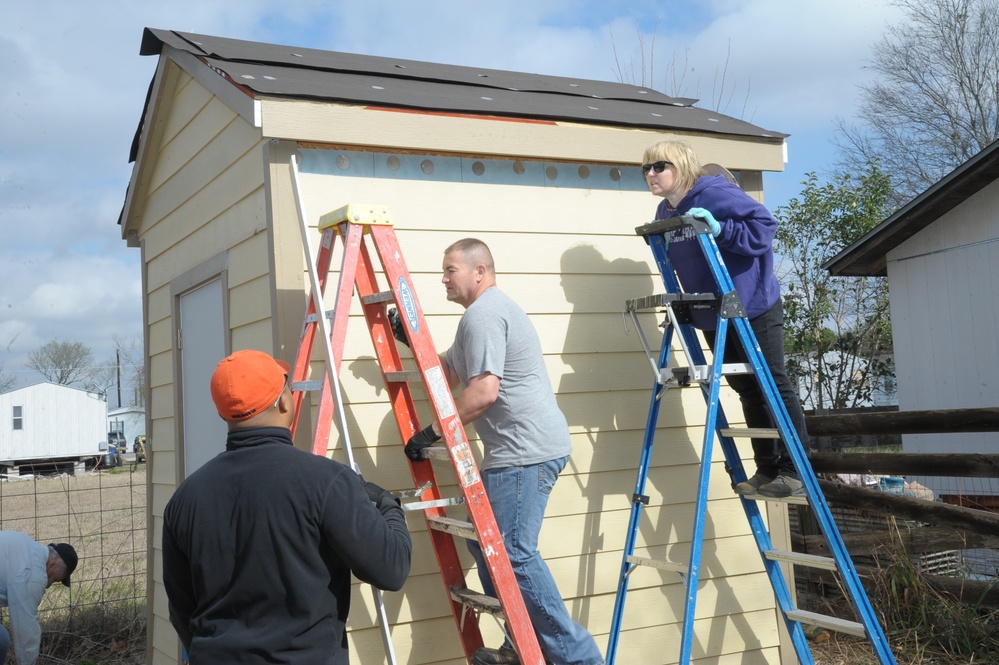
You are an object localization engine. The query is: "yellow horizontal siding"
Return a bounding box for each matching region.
[138,65,785,662]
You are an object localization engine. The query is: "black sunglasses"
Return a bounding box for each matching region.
[641,160,672,175]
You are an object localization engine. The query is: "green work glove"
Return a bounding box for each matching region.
[688,207,721,237]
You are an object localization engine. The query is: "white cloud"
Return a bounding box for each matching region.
[0,0,908,392]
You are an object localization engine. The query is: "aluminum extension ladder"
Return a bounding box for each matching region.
[605,214,897,665]
[287,155,545,665]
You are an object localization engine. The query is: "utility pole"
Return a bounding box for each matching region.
[116,349,122,407]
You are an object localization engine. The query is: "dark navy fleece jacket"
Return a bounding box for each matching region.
[655,174,781,329]
[162,426,411,664]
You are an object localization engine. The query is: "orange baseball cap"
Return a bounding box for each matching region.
[210,350,292,421]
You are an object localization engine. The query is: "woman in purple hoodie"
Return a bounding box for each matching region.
[641,139,810,498]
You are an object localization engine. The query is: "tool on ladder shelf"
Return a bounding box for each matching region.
[605,214,896,665]
[286,155,545,665]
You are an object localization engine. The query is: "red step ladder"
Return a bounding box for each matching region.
[287,164,544,665]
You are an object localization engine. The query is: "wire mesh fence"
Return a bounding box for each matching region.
[1,462,147,661]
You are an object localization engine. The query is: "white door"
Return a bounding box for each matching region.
[179,278,227,477]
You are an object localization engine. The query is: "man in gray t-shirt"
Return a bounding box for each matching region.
[404,239,604,665]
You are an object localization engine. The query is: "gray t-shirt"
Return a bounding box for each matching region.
[445,287,573,471]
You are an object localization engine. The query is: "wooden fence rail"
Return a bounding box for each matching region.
[793,408,999,607]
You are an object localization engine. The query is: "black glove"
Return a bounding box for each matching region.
[405,424,441,461]
[387,307,410,348]
[362,479,400,507]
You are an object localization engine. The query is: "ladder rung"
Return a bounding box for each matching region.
[428,516,478,541]
[361,290,396,304]
[785,609,867,638]
[384,370,423,383]
[626,555,687,574]
[303,310,333,324]
[764,549,838,571]
[719,428,780,439]
[402,496,464,512]
[755,494,810,506]
[421,446,450,461]
[450,587,504,616]
[291,380,324,392]
[690,363,754,379]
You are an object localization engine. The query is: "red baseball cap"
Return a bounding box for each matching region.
[210,350,292,421]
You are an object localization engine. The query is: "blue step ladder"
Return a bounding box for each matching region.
[605,215,896,665]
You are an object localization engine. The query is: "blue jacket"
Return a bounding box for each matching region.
[655,174,781,329]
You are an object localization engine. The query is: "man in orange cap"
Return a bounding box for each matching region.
[162,349,412,664]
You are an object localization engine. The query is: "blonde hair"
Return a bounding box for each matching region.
[642,140,704,196]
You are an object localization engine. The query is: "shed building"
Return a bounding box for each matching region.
[825,138,999,509]
[121,28,794,664]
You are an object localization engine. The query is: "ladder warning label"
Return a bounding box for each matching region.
[450,441,480,488]
[425,367,456,419]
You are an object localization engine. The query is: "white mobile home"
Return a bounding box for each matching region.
[0,382,106,470]
[108,405,147,449]
[121,28,794,664]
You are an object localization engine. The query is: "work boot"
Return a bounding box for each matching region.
[471,646,520,665]
[733,472,774,496]
[757,474,804,498]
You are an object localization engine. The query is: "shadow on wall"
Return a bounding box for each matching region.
[557,242,664,614]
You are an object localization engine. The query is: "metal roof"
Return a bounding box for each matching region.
[138,28,786,145]
[823,137,999,276]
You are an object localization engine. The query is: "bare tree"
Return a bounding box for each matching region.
[26,339,94,386]
[0,363,15,393]
[838,0,999,203]
[610,22,754,120]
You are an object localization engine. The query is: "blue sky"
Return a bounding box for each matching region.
[0,0,903,397]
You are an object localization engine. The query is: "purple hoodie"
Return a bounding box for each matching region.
[654,174,781,330]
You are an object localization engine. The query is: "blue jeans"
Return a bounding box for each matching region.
[0,623,9,663]
[467,457,604,665]
[706,298,811,477]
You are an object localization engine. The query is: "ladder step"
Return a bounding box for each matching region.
[785,609,867,638]
[361,290,396,304]
[402,496,464,512]
[428,516,478,541]
[754,494,810,506]
[691,363,754,378]
[421,446,451,461]
[450,587,504,617]
[764,549,838,571]
[625,291,717,312]
[291,380,324,392]
[719,428,780,439]
[626,555,688,574]
[385,370,423,383]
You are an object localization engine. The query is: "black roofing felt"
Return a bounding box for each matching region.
[139,28,786,141]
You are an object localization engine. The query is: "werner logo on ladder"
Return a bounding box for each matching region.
[605,208,897,664]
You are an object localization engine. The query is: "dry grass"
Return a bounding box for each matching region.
[807,517,999,665]
[0,466,148,665]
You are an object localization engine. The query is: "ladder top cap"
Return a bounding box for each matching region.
[635,214,711,237]
[319,204,394,229]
